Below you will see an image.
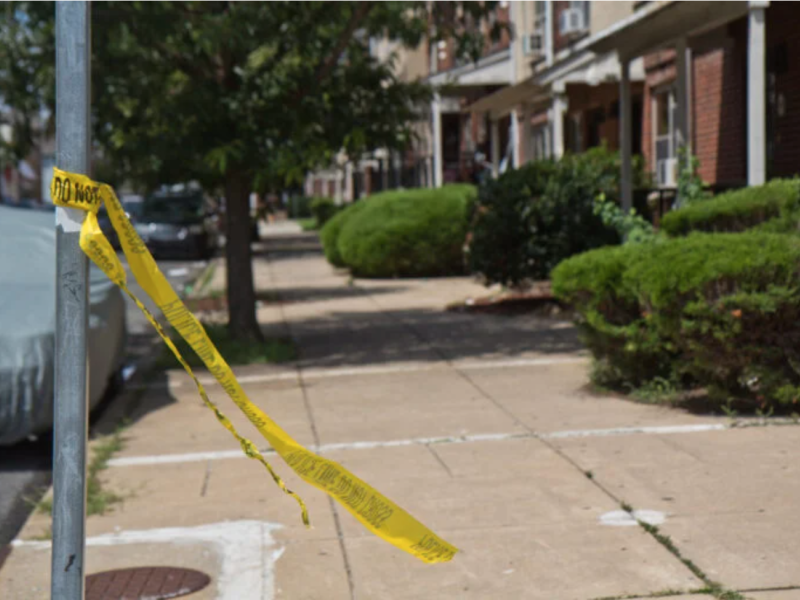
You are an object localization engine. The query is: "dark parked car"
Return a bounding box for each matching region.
[97,206,120,249]
[134,189,219,259]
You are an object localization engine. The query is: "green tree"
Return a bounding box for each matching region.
[0,1,503,340]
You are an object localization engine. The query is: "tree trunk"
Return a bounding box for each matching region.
[224,170,262,342]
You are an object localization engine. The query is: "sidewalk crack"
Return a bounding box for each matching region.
[426,444,454,477]
[328,496,357,600]
[200,460,212,497]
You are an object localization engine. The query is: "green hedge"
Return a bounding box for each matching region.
[552,244,672,388]
[661,179,800,236]
[553,232,800,407]
[310,197,338,227]
[320,200,367,268]
[322,185,476,278]
[338,185,476,277]
[467,147,636,287]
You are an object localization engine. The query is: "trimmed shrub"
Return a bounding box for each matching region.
[320,200,367,268]
[555,231,800,407]
[552,244,673,388]
[626,232,800,404]
[661,179,800,236]
[336,185,476,278]
[467,147,629,288]
[310,197,338,227]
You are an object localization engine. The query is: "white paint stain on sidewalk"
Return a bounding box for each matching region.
[600,510,666,527]
[14,521,284,600]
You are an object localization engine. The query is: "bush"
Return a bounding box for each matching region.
[335,185,476,277]
[661,179,800,236]
[310,197,339,226]
[320,200,367,268]
[467,147,629,288]
[626,232,800,405]
[554,231,800,407]
[552,244,673,388]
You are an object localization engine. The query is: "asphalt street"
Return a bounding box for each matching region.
[0,255,210,550]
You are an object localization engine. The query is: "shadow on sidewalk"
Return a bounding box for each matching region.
[256,284,409,305]
[253,234,322,261]
[285,307,583,369]
[90,369,175,438]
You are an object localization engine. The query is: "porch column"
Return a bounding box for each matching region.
[620,57,633,213]
[344,162,353,203]
[490,117,500,178]
[551,84,567,159]
[381,156,389,190]
[748,1,768,185]
[522,104,532,164]
[511,109,521,168]
[432,93,444,187]
[335,170,343,204]
[675,37,690,152]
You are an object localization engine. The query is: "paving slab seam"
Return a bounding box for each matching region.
[129,356,589,390]
[738,585,800,594]
[108,424,735,468]
[264,249,357,600]
[621,502,752,600]
[590,588,711,600]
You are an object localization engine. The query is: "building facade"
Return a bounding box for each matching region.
[306,1,800,208]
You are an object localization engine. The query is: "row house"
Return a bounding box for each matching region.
[588,0,798,211]
[464,1,642,177]
[307,1,800,207]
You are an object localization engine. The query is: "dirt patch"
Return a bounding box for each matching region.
[446,282,571,318]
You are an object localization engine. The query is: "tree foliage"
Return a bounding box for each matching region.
[0,1,505,338]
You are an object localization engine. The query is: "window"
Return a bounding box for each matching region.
[652,87,677,187]
[530,124,551,161]
[566,113,583,154]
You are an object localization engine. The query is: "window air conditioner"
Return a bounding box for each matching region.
[559,7,587,35]
[522,32,544,55]
[657,157,678,187]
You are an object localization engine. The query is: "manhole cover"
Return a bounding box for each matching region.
[86,566,211,600]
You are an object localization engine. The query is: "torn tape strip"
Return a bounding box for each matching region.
[50,168,457,564]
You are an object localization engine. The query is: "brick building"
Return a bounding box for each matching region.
[587,0,800,211]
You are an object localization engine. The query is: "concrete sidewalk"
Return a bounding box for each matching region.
[3,221,800,600]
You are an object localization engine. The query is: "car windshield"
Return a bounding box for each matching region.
[123,200,144,219]
[141,193,204,224]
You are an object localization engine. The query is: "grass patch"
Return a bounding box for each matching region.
[86,428,126,516]
[629,376,682,405]
[32,527,52,541]
[299,218,318,231]
[156,323,297,370]
[36,425,127,518]
[187,261,217,297]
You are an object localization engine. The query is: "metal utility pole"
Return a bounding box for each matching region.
[52,3,91,599]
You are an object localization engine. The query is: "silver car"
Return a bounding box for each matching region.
[0,205,127,445]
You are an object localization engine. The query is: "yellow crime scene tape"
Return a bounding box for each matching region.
[51,168,457,564]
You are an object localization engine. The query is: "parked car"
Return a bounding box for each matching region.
[133,188,219,259]
[97,206,120,249]
[0,205,127,445]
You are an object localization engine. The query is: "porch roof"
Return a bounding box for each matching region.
[585,1,753,59]
[465,78,548,119]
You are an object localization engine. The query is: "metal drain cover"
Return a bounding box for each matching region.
[86,566,211,600]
